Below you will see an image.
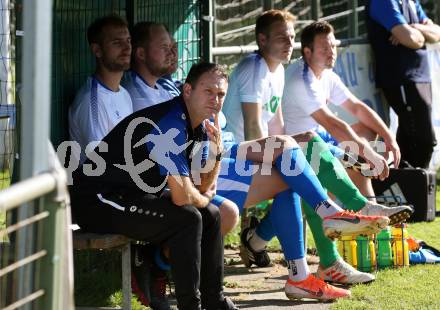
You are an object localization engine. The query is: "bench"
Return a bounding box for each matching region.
[73,232,132,310]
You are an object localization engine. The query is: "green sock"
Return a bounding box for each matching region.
[306,135,368,211]
[302,200,337,267]
[302,135,368,268]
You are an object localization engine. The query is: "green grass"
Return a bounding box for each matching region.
[332,264,440,309]
[74,250,148,309]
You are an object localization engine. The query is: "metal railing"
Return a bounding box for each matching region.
[0,146,73,310]
[211,37,367,56]
[1,0,74,309]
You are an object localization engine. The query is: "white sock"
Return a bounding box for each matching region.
[248,230,268,252]
[315,199,344,219]
[287,258,310,282]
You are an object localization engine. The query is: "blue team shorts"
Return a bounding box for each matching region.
[315,127,339,146]
[210,157,256,213]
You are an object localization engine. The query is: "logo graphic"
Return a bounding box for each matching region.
[263,96,280,113]
[287,279,324,298]
[297,287,324,298]
[288,261,298,276]
[114,116,191,193]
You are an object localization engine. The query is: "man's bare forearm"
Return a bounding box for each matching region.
[168,175,212,208]
[189,185,211,208]
[198,159,221,193]
[244,123,264,141]
[412,23,440,43]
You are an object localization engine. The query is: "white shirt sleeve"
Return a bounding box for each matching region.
[237,58,264,104]
[329,71,352,106]
[91,99,113,142]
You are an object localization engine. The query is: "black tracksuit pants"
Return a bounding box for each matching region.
[70,189,225,310]
[382,82,436,168]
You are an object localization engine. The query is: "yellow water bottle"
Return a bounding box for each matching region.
[369,237,377,270]
[392,224,409,267]
[338,236,357,268]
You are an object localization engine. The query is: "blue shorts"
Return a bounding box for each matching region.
[315,128,346,158]
[316,127,339,145]
[210,157,256,213]
[223,142,239,159]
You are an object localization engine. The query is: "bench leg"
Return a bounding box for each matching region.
[121,243,132,310]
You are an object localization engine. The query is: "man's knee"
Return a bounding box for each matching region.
[219,200,239,235]
[200,203,221,227]
[178,204,203,227]
[270,135,298,150]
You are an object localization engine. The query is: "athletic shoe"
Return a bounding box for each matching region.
[239,215,271,268]
[202,296,238,310]
[219,297,239,310]
[131,244,171,310]
[323,210,389,240]
[317,258,375,284]
[285,274,351,300]
[239,226,271,268]
[149,266,171,310]
[359,201,413,225]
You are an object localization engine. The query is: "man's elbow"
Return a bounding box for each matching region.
[409,33,425,49]
[392,25,425,49]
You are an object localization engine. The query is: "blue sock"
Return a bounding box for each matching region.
[269,190,304,260]
[254,191,304,259]
[274,147,329,211]
[255,213,275,242]
[327,143,345,159]
[154,247,171,271]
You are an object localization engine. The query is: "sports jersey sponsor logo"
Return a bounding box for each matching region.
[263,96,280,113]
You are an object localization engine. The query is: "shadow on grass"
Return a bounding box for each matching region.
[74,249,122,307]
[233,298,332,308]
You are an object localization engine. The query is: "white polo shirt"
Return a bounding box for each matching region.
[69,76,133,163]
[222,52,285,143]
[282,58,352,135]
[122,70,174,112]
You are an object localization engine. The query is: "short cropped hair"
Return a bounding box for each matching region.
[87,15,128,45]
[185,62,228,87]
[255,10,296,45]
[300,21,334,56]
[131,21,168,50]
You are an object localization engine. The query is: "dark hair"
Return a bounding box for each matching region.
[185,62,228,87]
[87,15,128,45]
[255,10,296,46]
[300,20,334,57]
[131,21,168,50]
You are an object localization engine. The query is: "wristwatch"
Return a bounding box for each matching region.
[215,151,223,162]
